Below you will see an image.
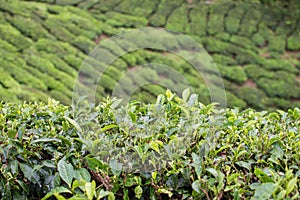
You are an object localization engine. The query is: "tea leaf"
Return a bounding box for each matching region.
[75,168,91,182]
[134,185,143,199]
[58,158,75,188]
[85,180,96,200]
[286,177,297,195]
[109,159,122,176]
[42,187,71,200]
[64,116,82,133]
[182,88,190,102]
[251,183,276,200]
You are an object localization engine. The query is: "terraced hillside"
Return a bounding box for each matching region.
[0,0,300,110]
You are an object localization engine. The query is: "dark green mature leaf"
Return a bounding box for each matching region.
[57,158,75,187]
[109,159,122,176]
[192,153,202,178]
[85,156,107,170]
[19,163,40,183]
[235,161,252,171]
[192,180,202,194]
[75,168,91,182]
[10,160,18,175]
[254,168,274,183]
[251,183,276,200]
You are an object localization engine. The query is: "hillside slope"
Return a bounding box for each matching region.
[0,0,300,110]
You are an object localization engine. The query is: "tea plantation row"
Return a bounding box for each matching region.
[0,0,300,110]
[0,90,299,199]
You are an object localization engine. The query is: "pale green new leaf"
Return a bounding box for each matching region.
[64,116,82,133]
[286,177,297,195]
[41,187,71,200]
[85,180,96,200]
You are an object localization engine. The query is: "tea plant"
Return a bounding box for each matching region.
[0,90,299,199]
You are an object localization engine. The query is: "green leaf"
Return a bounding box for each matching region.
[100,124,118,132]
[134,185,143,199]
[19,163,40,183]
[19,163,33,180]
[58,158,75,188]
[125,177,137,187]
[182,88,190,102]
[187,94,198,107]
[57,135,72,146]
[151,171,157,181]
[64,116,82,133]
[30,138,61,144]
[206,168,218,178]
[254,168,274,183]
[149,141,160,153]
[54,194,67,200]
[285,169,293,180]
[277,190,286,199]
[192,153,202,178]
[72,179,85,191]
[286,177,297,195]
[54,173,61,187]
[75,168,91,182]
[235,161,252,171]
[43,160,56,168]
[109,159,122,176]
[227,173,239,184]
[108,192,115,200]
[123,188,129,200]
[150,187,155,200]
[192,180,202,193]
[16,180,28,193]
[111,99,123,109]
[251,183,276,200]
[129,112,136,123]
[166,89,173,100]
[7,128,16,138]
[42,187,71,200]
[68,194,87,200]
[97,189,110,199]
[85,156,106,170]
[85,180,96,200]
[157,188,172,197]
[10,160,18,175]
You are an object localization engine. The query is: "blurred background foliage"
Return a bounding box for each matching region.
[0,0,299,110]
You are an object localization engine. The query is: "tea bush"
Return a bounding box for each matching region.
[0,24,32,51]
[287,35,300,50]
[220,66,247,84]
[0,90,299,199]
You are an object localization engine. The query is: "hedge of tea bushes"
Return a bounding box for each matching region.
[0,90,299,199]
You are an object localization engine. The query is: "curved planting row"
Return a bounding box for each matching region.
[0,0,300,110]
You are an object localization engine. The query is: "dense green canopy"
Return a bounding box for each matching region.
[0,91,299,199]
